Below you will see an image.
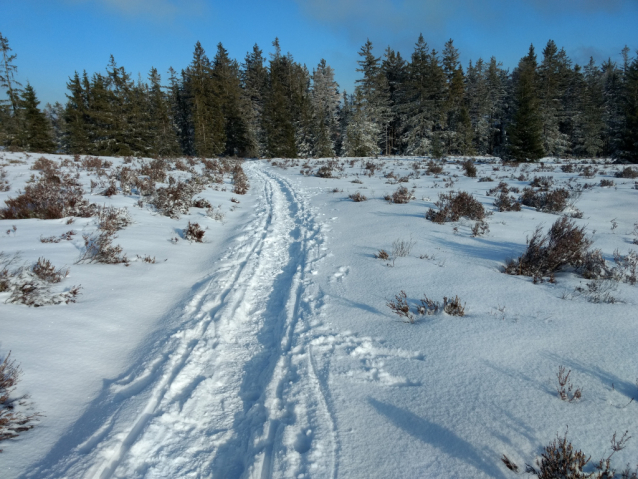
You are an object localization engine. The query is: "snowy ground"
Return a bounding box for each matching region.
[1,153,637,478]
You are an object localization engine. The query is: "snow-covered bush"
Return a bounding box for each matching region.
[426,191,486,223]
[615,167,638,179]
[388,186,412,204]
[0,352,41,452]
[150,180,201,219]
[184,222,205,242]
[348,191,367,202]
[520,187,570,214]
[1,254,81,306]
[461,159,477,177]
[78,231,128,265]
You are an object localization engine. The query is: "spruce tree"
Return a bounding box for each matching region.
[311,59,340,157]
[0,32,23,148]
[148,67,181,157]
[623,51,638,162]
[241,44,267,157]
[343,88,378,157]
[184,41,225,157]
[508,45,544,161]
[262,39,296,158]
[18,83,56,153]
[213,43,249,156]
[64,71,91,154]
[381,47,407,154]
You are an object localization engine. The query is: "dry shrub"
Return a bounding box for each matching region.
[0,352,41,452]
[416,295,465,316]
[151,180,201,218]
[184,222,205,242]
[316,165,333,178]
[520,187,570,214]
[81,156,111,170]
[443,296,466,316]
[192,197,212,208]
[348,191,367,202]
[524,431,635,479]
[30,156,58,172]
[139,159,168,183]
[561,163,575,173]
[387,291,414,323]
[615,167,638,179]
[375,249,389,260]
[174,159,190,171]
[232,164,249,195]
[0,173,94,220]
[101,181,117,197]
[613,249,638,285]
[504,217,593,281]
[494,192,522,212]
[94,206,132,233]
[461,159,477,177]
[78,231,128,264]
[556,366,582,402]
[426,191,486,223]
[530,176,554,190]
[1,253,81,306]
[202,158,223,174]
[206,205,225,222]
[0,167,9,192]
[40,230,75,243]
[426,161,443,175]
[471,221,490,236]
[390,186,412,204]
[600,179,615,187]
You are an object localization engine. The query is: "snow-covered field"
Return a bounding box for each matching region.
[1,152,637,478]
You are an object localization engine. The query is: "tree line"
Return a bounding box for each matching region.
[1,32,637,162]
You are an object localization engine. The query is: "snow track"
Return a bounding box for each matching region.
[29,162,336,479]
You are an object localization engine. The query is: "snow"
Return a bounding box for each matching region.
[1,153,638,478]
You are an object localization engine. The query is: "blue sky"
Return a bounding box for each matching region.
[1,0,637,106]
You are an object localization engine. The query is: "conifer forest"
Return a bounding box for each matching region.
[1,32,637,162]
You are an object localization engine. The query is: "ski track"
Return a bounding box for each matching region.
[31,162,338,479]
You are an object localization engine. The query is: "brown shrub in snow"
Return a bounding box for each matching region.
[426,191,486,223]
[615,167,638,179]
[348,191,367,202]
[184,222,205,242]
[461,159,477,177]
[232,164,249,195]
[0,352,41,452]
[389,186,411,204]
[504,217,594,281]
[520,187,570,214]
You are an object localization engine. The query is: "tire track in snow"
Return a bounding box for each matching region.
[33,162,336,479]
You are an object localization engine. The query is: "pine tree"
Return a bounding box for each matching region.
[571,59,605,157]
[508,45,544,161]
[184,41,225,157]
[0,32,23,148]
[213,43,249,156]
[168,67,194,156]
[262,39,297,158]
[355,39,391,152]
[64,71,91,154]
[18,83,56,152]
[601,57,626,157]
[623,51,638,162]
[241,44,267,157]
[343,88,378,157]
[381,47,407,154]
[401,34,446,156]
[148,67,181,157]
[44,102,66,152]
[311,59,340,157]
[441,39,466,154]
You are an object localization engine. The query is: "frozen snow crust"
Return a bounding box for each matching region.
[1,153,637,478]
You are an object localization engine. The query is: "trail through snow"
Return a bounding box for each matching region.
[29,163,336,479]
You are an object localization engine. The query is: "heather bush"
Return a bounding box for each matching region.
[0,352,40,452]
[232,163,249,195]
[184,222,205,242]
[150,180,201,218]
[426,191,486,223]
[0,167,10,192]
[504,217,594,280]
[348,191,367,202]
[520,187,570,214]
[78,231,128,264]
[316,165,333,178]
[615,167,638,179]
[461,159,477,177]
[0,173,94,220]
[1,253,81,306]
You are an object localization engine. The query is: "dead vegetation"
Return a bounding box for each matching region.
[0,352,41,452]
[184,222,205,242]
[426,191,486,223]
[1,253,81,306]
